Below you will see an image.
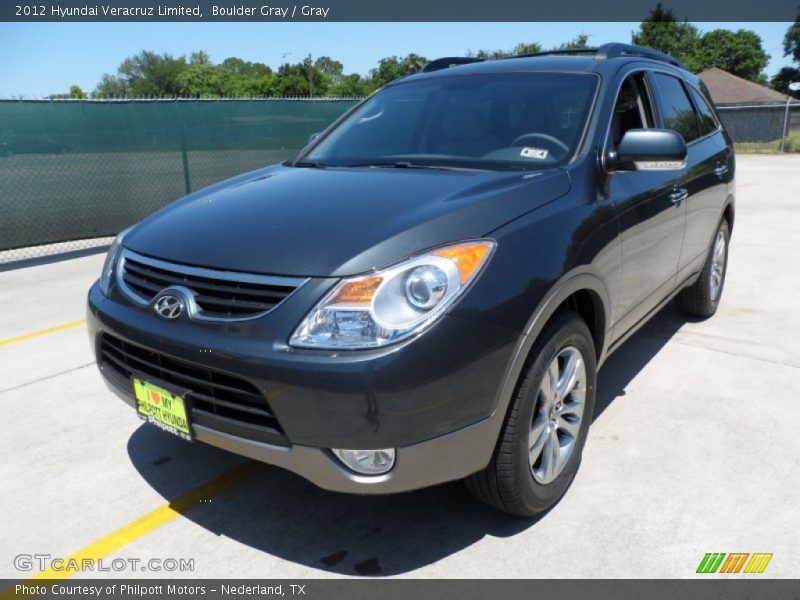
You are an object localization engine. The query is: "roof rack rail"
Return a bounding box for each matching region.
[595,43,686,69]
[513,48,599,59]
[422,57,483,73]
[514,44,684,68]
[421,43,685,74]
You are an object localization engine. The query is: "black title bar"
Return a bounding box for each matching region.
[4,580,800,600]
[3,0,799,22]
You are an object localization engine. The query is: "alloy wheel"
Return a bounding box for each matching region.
[709,229,726,301]
[529,346,587,484]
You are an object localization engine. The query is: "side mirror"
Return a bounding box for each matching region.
[608,129,687,172]
[308,132,321,144]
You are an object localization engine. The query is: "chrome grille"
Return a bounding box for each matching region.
[118,249,306,320]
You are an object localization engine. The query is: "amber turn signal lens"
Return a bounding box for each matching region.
[332,276,383,304]
[434,241,494,284]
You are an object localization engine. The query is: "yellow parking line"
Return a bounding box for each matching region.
[0,320,86,347]
[26,461,263,582]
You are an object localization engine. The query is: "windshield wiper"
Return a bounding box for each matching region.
[293,160,330,169]
[345,161,488,172]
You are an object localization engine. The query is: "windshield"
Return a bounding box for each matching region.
[300,72,598,171]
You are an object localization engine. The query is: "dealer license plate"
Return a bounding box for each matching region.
[133,377,192,441]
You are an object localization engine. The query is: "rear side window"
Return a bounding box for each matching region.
[652,73,700,143]
[687,86,719,136]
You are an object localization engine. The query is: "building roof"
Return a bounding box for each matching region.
[698,67,790,105]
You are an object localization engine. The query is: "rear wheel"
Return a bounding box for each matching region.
[466,311,596,517]
[676,219,730,318]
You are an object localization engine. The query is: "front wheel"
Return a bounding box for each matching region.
[676,219,730,318]
[466,311,597,517]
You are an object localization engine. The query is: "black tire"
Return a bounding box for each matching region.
[465,311,597,517]
[676,219,730,318]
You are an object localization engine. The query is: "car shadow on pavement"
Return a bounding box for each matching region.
[127,303,690,576]
[593,302,691,421]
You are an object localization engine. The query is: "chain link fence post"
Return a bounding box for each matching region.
[780,98,791,152]
[179,120,192,195]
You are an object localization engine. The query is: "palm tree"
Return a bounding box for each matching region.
[402,53,428,74]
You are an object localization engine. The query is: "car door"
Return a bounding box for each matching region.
[605,70,686,332]
[678,82,733,276]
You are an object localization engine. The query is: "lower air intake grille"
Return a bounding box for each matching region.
[99,333,288,447]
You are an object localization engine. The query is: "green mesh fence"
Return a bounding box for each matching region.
[0,99,358,256]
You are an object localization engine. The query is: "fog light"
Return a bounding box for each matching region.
[332,448,395,475]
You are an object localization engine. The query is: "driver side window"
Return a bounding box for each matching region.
[609,73,655,147]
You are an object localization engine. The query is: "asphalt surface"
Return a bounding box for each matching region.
[2,154,798,579]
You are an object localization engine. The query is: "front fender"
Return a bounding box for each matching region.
[487,270,611,417]
[445,168,620,457]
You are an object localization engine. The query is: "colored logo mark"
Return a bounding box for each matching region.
[696,552,773,574]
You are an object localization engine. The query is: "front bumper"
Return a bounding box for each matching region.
[88,280,521,493]
[101,372,502,493]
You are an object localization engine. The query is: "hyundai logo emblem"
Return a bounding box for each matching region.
[154,294,184,320]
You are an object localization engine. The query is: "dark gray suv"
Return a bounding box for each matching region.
[88,43,734,516]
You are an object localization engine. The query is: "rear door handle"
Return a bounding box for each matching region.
[713,164,728,177]
[669,188,688,205]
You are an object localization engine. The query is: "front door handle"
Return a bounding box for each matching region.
[713,164,729,177]
[669,188,688,205]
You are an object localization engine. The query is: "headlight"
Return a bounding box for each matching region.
[99,228,130,297]
[290,240,495,349]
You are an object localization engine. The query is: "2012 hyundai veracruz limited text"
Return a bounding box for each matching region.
[88,44,734,516]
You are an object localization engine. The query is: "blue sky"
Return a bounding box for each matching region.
[0,21,794,97]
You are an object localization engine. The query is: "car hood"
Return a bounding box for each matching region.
[124,164,571,277]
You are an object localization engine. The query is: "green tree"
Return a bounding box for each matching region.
[468,48,514,59]
[190,50,211,65]
[369,56,402,86]
[465,42,543,59]
[174,56,279,97]
[274,72,309,96]
[370,54,429,87]
[274,61,330,96]
[220,57,273,78]
[234,74,277,97]
[696,29,769,83]
[176,63,232,96]
[114,51,189,96]
[47,84,88,99]
[555,34,590,51]
[784,12,800,63]
[774,13,800,98]
[402,53,428,74]
[314,56,344,84]
[771,66,800,98]
[632,3,702,71]
[514,42,543,55]
[93,73,129,97]
[329,74,376,97]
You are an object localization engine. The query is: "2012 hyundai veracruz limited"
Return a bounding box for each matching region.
[88,44,734,516]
